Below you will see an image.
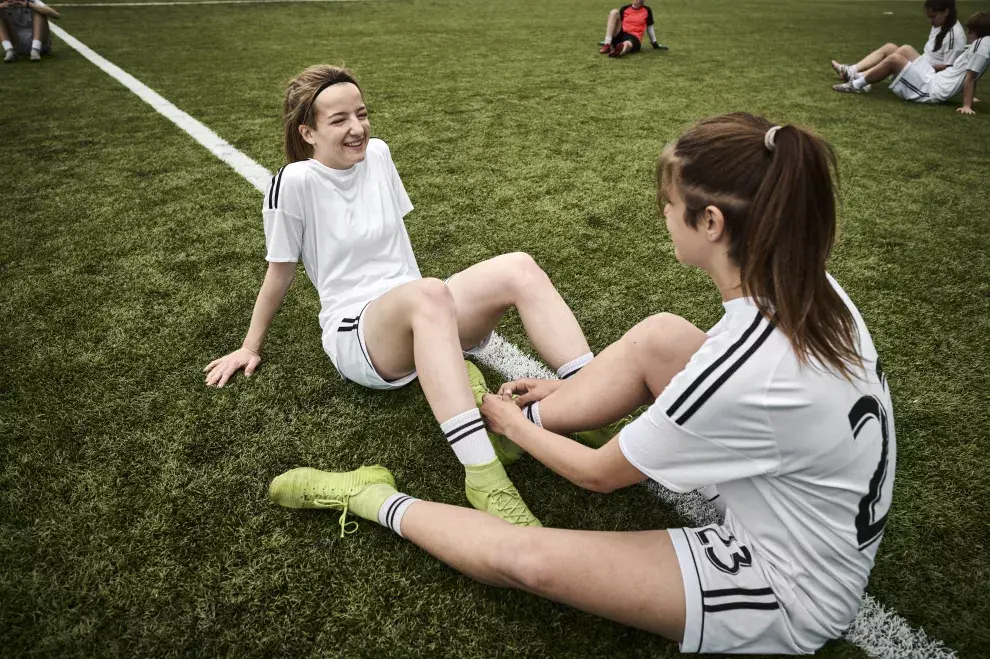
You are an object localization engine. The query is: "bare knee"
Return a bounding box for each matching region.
[489,532,554,591]
[883,42,898,53]
[408,277,455,320]
[609,8,619,17]
[621,313,703,364]
[499,251,550,293]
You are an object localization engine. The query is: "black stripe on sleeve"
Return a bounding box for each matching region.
[272,166,287,210]
[666,313,763,418]
[646,5,654,25]
[675,321,775,426]
[267,175,277,209]
[703,601,780,613]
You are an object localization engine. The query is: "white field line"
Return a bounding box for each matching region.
[52,0,369,6]
[50,24,956,659]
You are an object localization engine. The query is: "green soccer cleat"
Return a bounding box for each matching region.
[465,458,542,527]
[465,360,526,466]
[269,465,396,537]
[572,412,641,448]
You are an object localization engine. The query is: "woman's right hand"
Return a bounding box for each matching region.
[204,348,262,388]
[497,378,564,406]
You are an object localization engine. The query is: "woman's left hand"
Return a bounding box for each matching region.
[481,392,525,436]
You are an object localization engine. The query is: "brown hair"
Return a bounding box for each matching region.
[658,113,861,379]
[283,65,362,164]
[965,11,990,38]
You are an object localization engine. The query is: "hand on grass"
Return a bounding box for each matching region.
[496,378,564,406]
[204,348,261,387]
[480,393,524,436]
[957,106,975,115]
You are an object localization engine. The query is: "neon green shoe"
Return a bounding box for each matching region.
[269,465,396,537]
[465,360,526,466]
[572,412,641,448]
[465,458,542,527]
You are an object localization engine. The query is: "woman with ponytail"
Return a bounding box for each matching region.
[831,0,965,83]
[272,114,895,654]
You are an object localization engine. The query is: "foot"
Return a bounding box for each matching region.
[599,43,613,55]
[4,50,15,63]
[652,42,669,51]
[572,413,638,448]
[831,60,849,81]
[833,81,871,93]
[609,42,630,58]
[269,465,397,536]
[30,49,41,61]
[465,360,526,465]
[465,458,542,527]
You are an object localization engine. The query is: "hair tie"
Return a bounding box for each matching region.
[764,126,782,152]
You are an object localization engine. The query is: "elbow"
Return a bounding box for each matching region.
[581,475,617,494]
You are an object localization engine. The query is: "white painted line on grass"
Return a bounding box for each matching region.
[50,24,956,659]
[54,0,368,6]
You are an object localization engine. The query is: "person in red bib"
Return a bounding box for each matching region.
[599,0,667,58]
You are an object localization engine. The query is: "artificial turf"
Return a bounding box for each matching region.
[1,0,989,656]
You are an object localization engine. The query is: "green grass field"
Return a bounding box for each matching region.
[2,0,989,656]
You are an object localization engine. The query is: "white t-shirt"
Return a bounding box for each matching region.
[619,275,896,641]
[262,138,421,363]
[931,36,990,101]
[922,22,967,66]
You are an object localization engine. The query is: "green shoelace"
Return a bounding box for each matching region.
[314,497,360,537]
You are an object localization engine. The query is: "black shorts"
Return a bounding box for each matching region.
[613,31,642,53]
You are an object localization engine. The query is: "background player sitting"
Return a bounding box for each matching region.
[599,0,667,58]
[1,0,59,63]
[834,11,990,116]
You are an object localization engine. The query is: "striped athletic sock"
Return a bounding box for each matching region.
[522,401,543,428]
[377,493,419,537]
[557,352,593,379]
[441,408,497,465]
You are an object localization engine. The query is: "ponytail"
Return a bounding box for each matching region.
[657,113,861,379]
[925,0,958,53]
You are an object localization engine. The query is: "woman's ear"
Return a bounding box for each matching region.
[299,123,316,146]
[704,205,727,242]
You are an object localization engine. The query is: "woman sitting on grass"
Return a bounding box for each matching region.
[831,0,966,84]
[833,11,990,115]
[205,65,599,529]
[269,113,896,654]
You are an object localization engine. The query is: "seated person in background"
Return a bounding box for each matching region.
[833,11,990,116]
[599,0,667,58]
[831,0,966,81]
[1,0,59,63]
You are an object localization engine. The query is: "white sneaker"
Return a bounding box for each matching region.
[833,81,871,94]
[3,50,15,63]
[30,49,41,61]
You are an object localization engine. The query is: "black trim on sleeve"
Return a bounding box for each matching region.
[646,5,654,25]
[665,312,763,418]
[675,321,775,426]
[272,165,287,210]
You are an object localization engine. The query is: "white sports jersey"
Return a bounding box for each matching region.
[619,275,896,646]
[922,22,967,66]
[262,139,421,364]
[931,36,990,101]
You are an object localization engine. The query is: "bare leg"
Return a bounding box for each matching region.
[0,13,14,45]
[32,12,48,43]
[604,8,620,41]
[863,52,910,84]
[445,252,590,370]
[852,42,899,72]
[399,499,686,640]
[538,313,707,434]
[361,278,476,423]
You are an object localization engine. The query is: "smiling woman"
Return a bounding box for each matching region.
[203,64,597,530]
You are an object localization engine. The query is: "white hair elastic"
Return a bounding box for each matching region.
[764,125,782,152]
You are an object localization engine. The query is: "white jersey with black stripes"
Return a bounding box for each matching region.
[261,139,421,364]
[923,22,968,67]
[619,274,896,642]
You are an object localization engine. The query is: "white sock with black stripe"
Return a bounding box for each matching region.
[521,401,543,428]
[557,352,593,380]
[377,493,419,537]
[441,408,497,465]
